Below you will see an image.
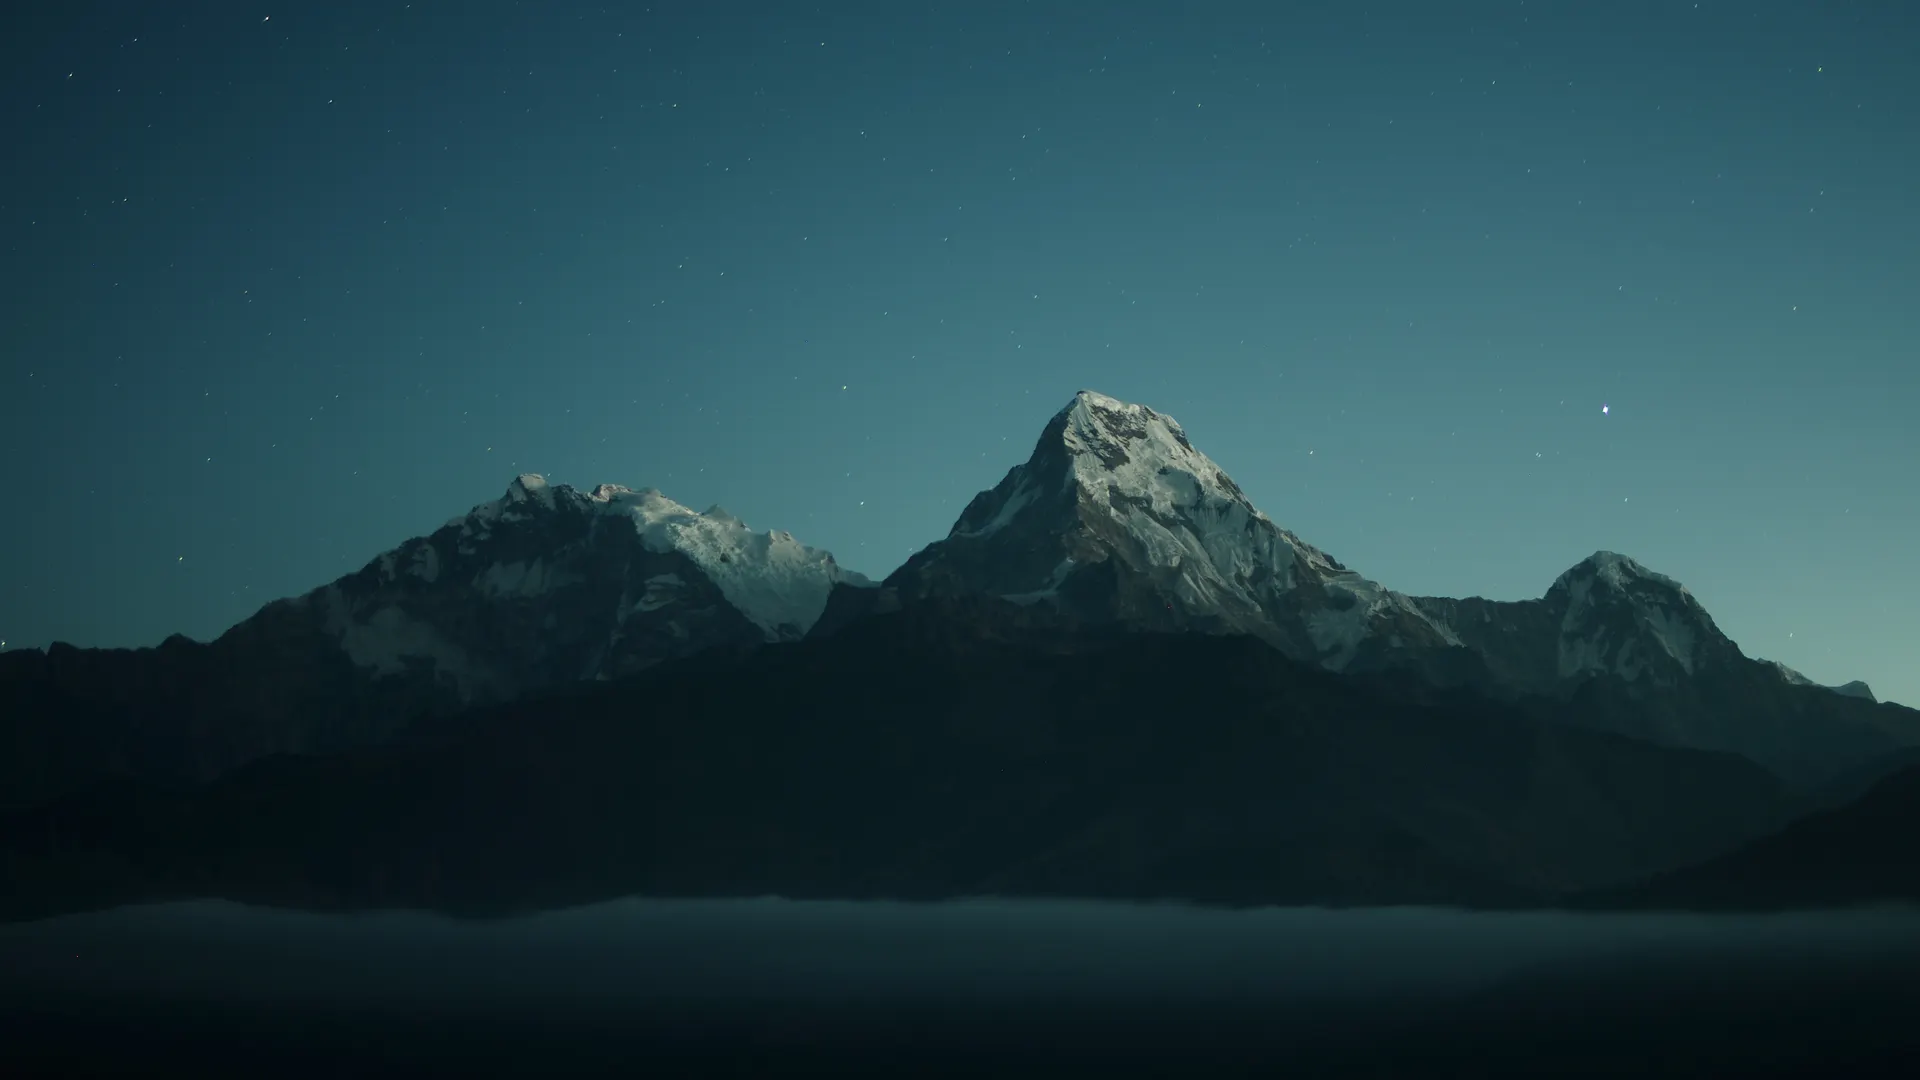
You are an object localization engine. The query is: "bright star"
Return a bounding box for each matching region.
[1601,404,1609,415]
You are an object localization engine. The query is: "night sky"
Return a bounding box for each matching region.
[3,2,1915,705]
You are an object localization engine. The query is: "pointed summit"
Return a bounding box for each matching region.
[505,473,557,509]
[887,391,1462,671]
[1055,389,1200,468]
[1418,551,1737,694]
[1837,680,1878,702]
[1047,389,1261,519]
[1552,551,1688,596]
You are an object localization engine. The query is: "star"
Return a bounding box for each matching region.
[1602,404,1609,415]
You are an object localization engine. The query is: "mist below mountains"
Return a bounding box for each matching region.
[6,898,1920,1078]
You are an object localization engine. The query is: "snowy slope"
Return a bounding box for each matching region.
[253,474,868,701]
[1411,551,1761,697]
[1412,551,1892,704]
[611,485,868,638]
[441,475,867,639]
[887,390,1888,710]
[1764,659,1877,702]
[1548,551,1726,683]
[889,390,1463,670]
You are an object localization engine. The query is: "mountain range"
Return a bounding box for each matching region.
[4,390,1917,918]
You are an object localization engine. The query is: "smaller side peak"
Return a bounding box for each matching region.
[1765,661,1878,702]
[505,473,557,508]
[1836,680,1877,702]
[588,483,634,502]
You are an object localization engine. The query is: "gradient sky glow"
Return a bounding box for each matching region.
[4,2,1916,704]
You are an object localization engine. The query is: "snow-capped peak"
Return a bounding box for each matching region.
[1054,390,1263,518]
[1553,551,1689,596]
[1547,551,1724,681]
[446,474,574,535]
[506,473,556,507]
[431,476,866,640]
[1047,390,1380,589]
[893,390,1459,669]
[608,487,870,637]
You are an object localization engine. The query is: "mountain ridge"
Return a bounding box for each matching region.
[873,390,1914,782]
[0,600,1805,922]
[5,388,1918,919]
[3,389,1911,812]
[1581,763,1920,911]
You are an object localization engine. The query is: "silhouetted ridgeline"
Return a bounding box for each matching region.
[3,603,1805,921]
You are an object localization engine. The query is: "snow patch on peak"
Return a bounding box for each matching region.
[1052,390,1265,525]
[934,391,1452,667]
[1550,551,1716,680]
[447,474,574,533]
[1071,387,1135,411]
[1768,659,1817,687]
[1764,660,1878,702]
[1556,550,1687,596]
[605,487,868,638]
[428,476,865,639]
[1306,574,1440,668]
[1062,388,1190,440]
[507,473,556,508]
[952,474,1041,539]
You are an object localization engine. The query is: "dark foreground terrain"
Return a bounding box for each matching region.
[2,601,1818,921]
[1584,761,1920,910]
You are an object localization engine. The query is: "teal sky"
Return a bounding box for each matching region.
[4,2,1915,705]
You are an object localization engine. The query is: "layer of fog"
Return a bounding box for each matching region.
[6,897,1920,1012]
